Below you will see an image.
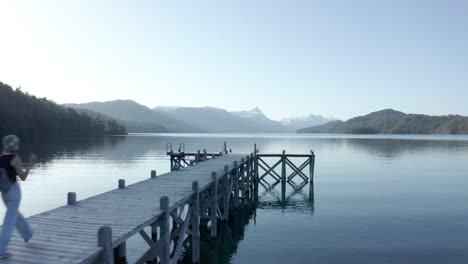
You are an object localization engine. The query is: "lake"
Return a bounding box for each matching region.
[3,133,468,263]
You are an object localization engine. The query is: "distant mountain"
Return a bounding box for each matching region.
[280,114,338,131]
[154,106,288,133]
[0,82,127,138]
[230,107,288,132]
[297,109,468,134]
[64,100,202,133]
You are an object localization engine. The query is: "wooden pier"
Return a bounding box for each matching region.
[1,144,315,264]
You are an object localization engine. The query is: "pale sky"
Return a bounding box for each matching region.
[1,0,467,121]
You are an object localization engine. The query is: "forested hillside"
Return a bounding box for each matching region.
[0,82,127,139]
[297,109,468,134]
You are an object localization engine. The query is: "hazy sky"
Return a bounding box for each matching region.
[1,0,467,120]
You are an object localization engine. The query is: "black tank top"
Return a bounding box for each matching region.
[0,154,17,183]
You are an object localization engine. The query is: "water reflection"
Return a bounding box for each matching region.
[16,134,468,167]
[17,136,126,165]
[179,202,257,264]
[179,179,316,264]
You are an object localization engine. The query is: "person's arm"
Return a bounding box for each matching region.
[11,153,36,181]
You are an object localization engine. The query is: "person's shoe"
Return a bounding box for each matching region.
[24,233,33,243]
[0,252,11,259]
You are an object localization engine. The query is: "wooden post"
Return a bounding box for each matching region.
[281,150,286,183]
[67,192,76,205]
[160,196,170,264]
[118,179,125,189]
[254,143,257,155]
[223,165,229,221]
[203,149,207,160]
[192,181,200,263]
[97,226,114,264]
[309,151,315,184]
[211,172,217,238]
[224,141,227,154]
[250,153,254,195]
[254,151,259,199]
[281,150,286,205]
[245,155,250,199]
[240,158,245,200]
[233,161,239,208]
[151,170,157,179]
[196,150,201,162]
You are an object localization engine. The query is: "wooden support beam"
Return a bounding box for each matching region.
[139,230,153,247]
[160,196,170,264]
[97,226,114,264]
[211,172,218,238]
[192,181,200,263]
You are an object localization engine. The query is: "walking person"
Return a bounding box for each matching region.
[0,135,35,259]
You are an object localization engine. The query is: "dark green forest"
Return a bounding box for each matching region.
[0,82,127,139]
[297,109,468,134]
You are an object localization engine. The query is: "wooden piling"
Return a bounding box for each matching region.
[118,179,125,189]
[211,172,218,238]
[97,226,114,264]
[223,165,230,221]
[281,150,286,183]
[240,158,245,200]
[160,196,170,264]
[233,161,239,208]
[151,170,157,179]
[192,181,200,263]
[67,192,77,205]
[310,151,315,184]
[245,155,251,199]
[114,242,126,264]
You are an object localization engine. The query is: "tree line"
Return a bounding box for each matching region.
[0,82,127,139]
[298,109,468,134]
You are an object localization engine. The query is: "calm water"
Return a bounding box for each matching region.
[2,134,468,263]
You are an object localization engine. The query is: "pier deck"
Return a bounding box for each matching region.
[2,154,247,263]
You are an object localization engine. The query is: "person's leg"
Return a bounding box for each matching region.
[15,212,33,241]
[0,184,20,254]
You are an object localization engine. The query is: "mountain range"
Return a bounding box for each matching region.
[65,100,335,133]
[297,109,468,134]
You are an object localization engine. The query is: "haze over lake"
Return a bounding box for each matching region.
[5,133,468,263]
